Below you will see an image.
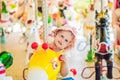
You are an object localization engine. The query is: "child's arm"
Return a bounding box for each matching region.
[60,55,69,77]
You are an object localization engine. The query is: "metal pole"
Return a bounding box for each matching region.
[42,0,48,42]
[0,0,2,14]
[34,0,38,24]
[90,0,92,4]
[101,0,103,12]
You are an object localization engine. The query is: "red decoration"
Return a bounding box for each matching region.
[58,55,63,62]
[97,43,110,53]
[115,0,119,9]
[31,42,38,50]
[70,68,77,76]
[42,42,49,50]
[49,47,53,50]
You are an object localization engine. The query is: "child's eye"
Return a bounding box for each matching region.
[65,39,68,42]
[61,35,64,38]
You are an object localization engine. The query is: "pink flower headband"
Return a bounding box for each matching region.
[53,24,77,38]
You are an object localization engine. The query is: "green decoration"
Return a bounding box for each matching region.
[48,15,52,24]
[0,27,6,44]
[86,35,95,62]
[2,1,8,14]
[38,11,42,17]
[10,4,16,9]
[0,51,13,69]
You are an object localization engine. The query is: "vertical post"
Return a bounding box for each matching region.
[90,0,92,4]
[42,0,48,42]
[0,0,2,14]
[34,0,38,24]
[101,0,103,12]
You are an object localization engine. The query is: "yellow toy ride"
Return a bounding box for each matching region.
[23,42,63,80]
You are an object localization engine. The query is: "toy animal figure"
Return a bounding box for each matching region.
[95,10,110,44]
[23,0,35,21]
[51,0,68,27]
[1,0,9,21]
[14,0,35,23]
[58,0,67,19]
[14,0,26,20]
[26,43,63,80]
[95,9,113,80]
[63,4,78,24]
[83,4,95,47]
[5,0,17,14]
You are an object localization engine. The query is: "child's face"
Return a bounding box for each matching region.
[54,30,74,50]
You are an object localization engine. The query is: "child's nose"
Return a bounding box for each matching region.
[59,39,63,43]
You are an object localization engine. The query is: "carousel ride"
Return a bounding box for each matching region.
[0,0,120,80]
[82,0,120,80]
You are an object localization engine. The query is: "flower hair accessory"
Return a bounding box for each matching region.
[53,24,77,37]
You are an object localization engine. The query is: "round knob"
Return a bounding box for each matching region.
[42,42,49,50]
[31,42,38,50]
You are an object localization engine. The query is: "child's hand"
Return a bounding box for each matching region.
[60,54,68,62]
